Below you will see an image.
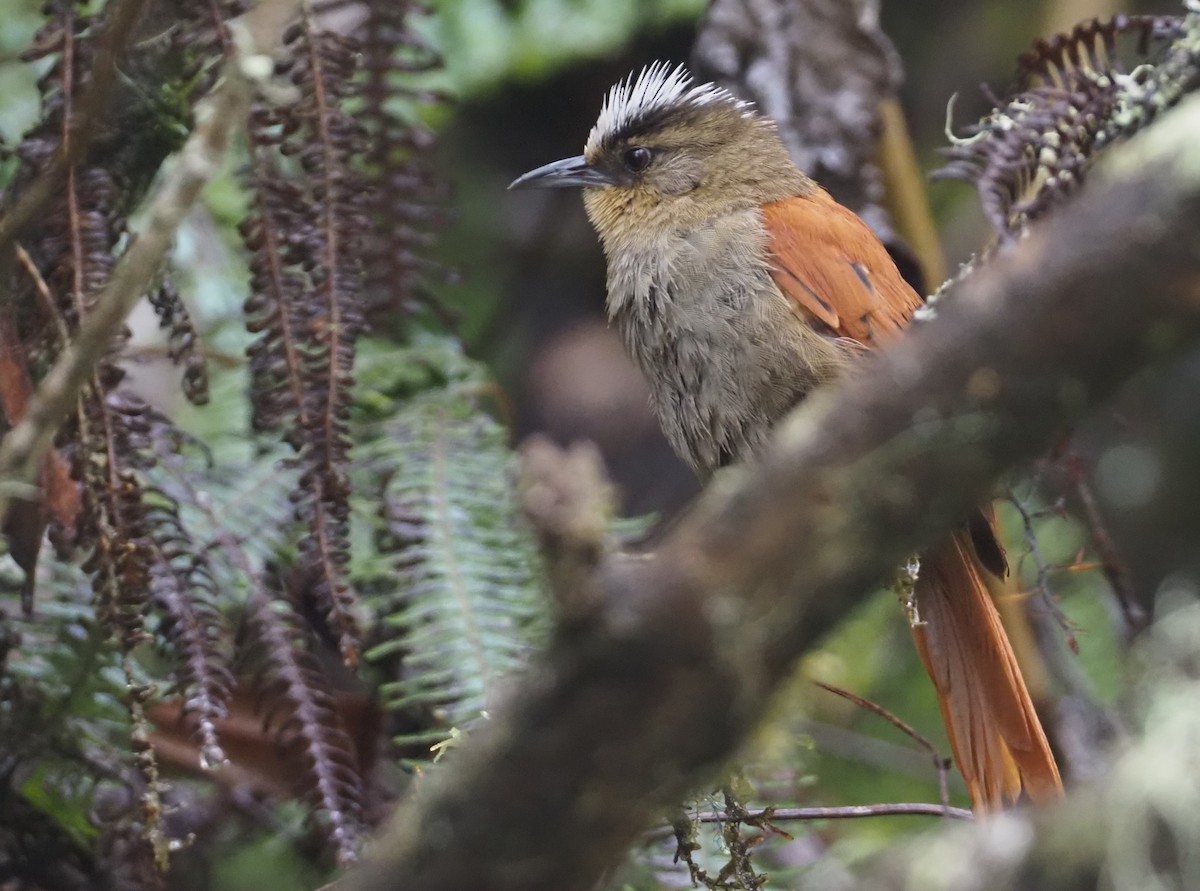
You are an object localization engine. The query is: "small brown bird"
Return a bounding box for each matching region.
[511,63,1062,810]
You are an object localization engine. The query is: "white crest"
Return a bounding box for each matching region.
[584,62,754,158]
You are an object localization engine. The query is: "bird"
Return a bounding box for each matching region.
[509,62,1063,811]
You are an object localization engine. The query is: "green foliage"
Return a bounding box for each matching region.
[0,572,144,882]
[432,0,706,94]
[0,0,43,144]
[355,338,549,758]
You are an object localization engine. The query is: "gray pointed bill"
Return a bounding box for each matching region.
[509,155,615,190]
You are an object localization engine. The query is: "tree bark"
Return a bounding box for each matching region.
[692,0,900,234]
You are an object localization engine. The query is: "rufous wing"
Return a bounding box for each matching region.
[762,188,1063,810]
[762,189,921,346]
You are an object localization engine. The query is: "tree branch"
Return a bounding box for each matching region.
[816,680,955,808]
[343,93,1200,891]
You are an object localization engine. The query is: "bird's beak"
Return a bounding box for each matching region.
[509,155,614,190]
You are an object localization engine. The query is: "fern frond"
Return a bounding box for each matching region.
[1,577,126,759]
[148,444,372,863]
[354,0,452,327]
[143,489,233,770]
[78,392,153,651]
[74,392,237,862]
[152,443,299,582]
[8,0,232,645]
[355,349,548,757]
[246,588,363,865]
[148,274,209,406]
[286,16,367,668]
[0,570,145,883]
[241,12,371,667]
[0,775,101,887]
[0,0,449,877]
[1014,14,1182,87]
[936,13,1187,240]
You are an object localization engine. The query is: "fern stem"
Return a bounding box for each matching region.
[428,408,498,694]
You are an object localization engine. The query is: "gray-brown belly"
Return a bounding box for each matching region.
[605,211,846,479]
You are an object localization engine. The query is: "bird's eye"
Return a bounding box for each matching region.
[622,146,653,173]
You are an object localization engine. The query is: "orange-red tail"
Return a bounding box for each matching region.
[910,526,1063,811]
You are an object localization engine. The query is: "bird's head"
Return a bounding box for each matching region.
[510,63,810,244]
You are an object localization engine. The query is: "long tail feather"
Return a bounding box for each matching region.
[911,528,1063,810]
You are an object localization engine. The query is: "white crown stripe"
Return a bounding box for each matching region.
[584,63,754,157]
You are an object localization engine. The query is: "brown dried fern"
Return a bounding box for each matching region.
[148,275,210,406]
[143,486,233,770]
[936,14,1185,240]
[241,15,368,668]
[1,0,450,876]
[355,0,453,326]
[246,587,364,865]
[0,0,244,873]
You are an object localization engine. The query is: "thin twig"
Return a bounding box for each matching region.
[1007,486,1080,652]
[651,800,972,846]
[688,803,973,823]
[1069,457,1146,634]
[815,680,955,810]
[14,244,70,347]
[0,61,254,523]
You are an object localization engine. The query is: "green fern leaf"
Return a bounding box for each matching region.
[355,342,549,758]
